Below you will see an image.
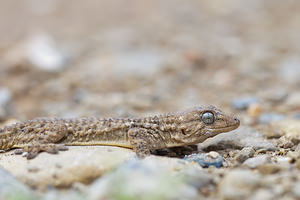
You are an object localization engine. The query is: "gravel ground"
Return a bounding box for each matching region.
[0,1,300,200]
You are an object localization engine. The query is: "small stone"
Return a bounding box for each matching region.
[277,136,294,149]
[259,124,282,139]
[259,113,285,124]
[257,164,281,175]
[232,97,259,110]
[0,88,12,107]
[285,92,300,109]
[274,120,300,145]
[278,57,300,84]
[26,34,67,72]
[234,147,255,163]
[243,155,271,169]
[184,151,224,168]
[295,143,300,152]
[263,89,288,104]
[247,103,263,118]
[219,169,261,200]
[275,156,292,166]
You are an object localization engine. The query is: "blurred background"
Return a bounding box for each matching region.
[1,1,300,200]
[0,0,299,122]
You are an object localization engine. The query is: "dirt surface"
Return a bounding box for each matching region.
[0,1,300,200]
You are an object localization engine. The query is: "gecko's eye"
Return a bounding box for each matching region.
[202,112,214,124]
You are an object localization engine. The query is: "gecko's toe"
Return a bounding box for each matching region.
[45,147,59,154]
[56,144,68,151]
[14,149,24,155]
[42,144,68,154]
[26,151,39,159]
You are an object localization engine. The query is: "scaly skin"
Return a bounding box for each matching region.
[0,105,240,159]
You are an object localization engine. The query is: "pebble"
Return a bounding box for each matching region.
[257,164,281,175]
[260,125,282,138]
[219,169,261,200]
[247,103,263,118]
[277,136,294,149]
[263,89,288,104]
[243,155,271,169]
[232,97,259,110]
[279,57,300,84]
[198,126,277,152]
[272,120,300,147]
[275,156,292,166]
[184,151,224,168]
[0,88,12,107]
[259,113,286,124]
[234,147,255,163]
[26,34,67,72]
[296,143,300,151]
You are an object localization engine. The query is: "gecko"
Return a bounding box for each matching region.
[0,105,240,159]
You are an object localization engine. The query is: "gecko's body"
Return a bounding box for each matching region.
[0,106,240,159]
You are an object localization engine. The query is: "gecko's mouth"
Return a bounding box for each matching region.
[207,120,240,134]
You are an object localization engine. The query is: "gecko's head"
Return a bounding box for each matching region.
[176,105,240,144]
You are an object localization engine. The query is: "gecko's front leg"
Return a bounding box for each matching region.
[14,122,69,159]
[128,128,165,158]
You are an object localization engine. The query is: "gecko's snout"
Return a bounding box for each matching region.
[232,116,240,127]
[234,117,239,123]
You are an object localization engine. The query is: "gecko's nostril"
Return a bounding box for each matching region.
[233,117,240,125]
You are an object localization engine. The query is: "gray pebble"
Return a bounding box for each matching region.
[259,113,285,124]
[184,151,224,168]
[234,147,255,163]
[243,155,271,169]
[232,97,259,110]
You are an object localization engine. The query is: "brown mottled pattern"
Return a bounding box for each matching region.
[0,105,240,159]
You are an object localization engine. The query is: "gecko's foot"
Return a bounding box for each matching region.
[14,143,68,159]
[135,149,150,158]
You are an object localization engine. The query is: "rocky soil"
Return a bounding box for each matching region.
[0,0,300,200]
